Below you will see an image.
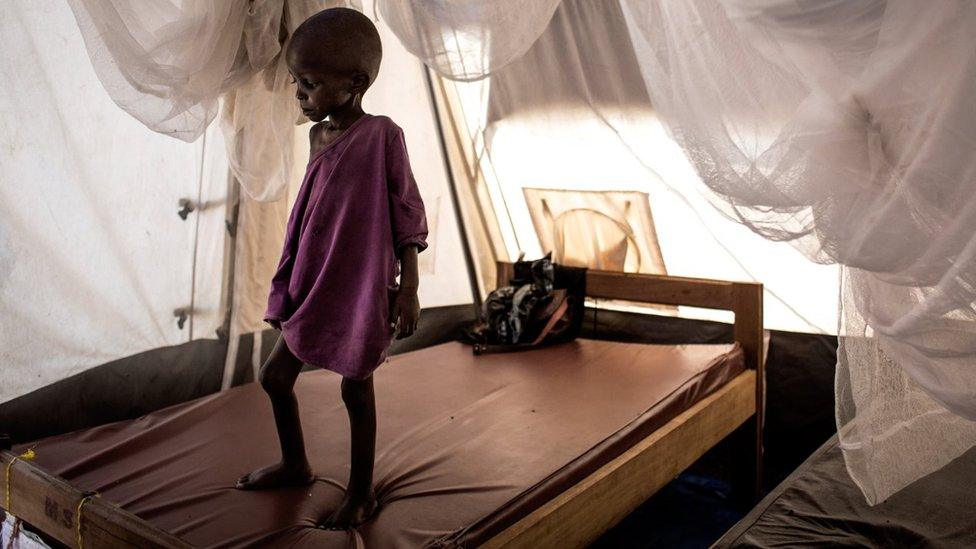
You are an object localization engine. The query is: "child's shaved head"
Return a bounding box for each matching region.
[288,8,382,86]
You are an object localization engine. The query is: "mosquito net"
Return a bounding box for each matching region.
[53,0,976,504]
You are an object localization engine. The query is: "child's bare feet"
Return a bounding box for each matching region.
[319,490,378,530]
[235,461,313,490]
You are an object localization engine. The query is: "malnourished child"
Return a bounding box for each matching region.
[235,7,428,530]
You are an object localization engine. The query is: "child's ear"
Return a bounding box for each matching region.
[350,71,370,95]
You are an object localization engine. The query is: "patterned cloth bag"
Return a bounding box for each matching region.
[460,254,586,354]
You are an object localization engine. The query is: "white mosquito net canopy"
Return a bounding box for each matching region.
[4,0,975,507]
[377,0,976,504]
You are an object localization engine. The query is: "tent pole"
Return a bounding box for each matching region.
[423,67,484,317]
[218,172,242,388]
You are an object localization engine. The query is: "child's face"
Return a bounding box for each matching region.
[286,50,357,123]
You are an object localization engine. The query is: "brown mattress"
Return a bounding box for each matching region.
[22,339,744,548]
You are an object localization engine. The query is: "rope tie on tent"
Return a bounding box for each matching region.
[4,446,35,514]
[76,490,98,549]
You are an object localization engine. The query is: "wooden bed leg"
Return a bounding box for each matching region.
[729,416,761,510]
[753,412,764,503]
[0,435,7,525]
[732,282,764,505]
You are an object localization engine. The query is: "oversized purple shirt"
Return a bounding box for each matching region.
[266,115,428,379]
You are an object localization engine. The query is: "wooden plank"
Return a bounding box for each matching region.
[585,270,736,310]
[497,262,515,288]
[1,451,189,548]
[2,450,80,547]
[496,262,738,310]
[732,283,764,376]
[483,370,756,549]
[732,282,765,500]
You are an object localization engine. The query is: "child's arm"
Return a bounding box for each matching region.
[391,244,421,339]
[385,123,427,339]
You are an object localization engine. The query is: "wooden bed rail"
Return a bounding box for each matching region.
[496,261,765,498]
[495,263,764,369]
[0,447,188,548]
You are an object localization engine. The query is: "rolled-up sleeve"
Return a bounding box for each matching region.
[386,126,428,257]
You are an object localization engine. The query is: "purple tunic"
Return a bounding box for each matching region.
[265,115,428,379]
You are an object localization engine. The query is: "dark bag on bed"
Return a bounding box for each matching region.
[459,254,586,354]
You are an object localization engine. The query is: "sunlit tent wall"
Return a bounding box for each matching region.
[2,0,974,515]
[435,0,839,334]
[0,3,231,405]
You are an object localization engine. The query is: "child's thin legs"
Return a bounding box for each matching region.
[261,338,309,468]
[321,376,378,529]
[342,376,376,496]
[236,335,313,490]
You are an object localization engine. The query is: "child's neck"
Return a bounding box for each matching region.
[327,99,365,131]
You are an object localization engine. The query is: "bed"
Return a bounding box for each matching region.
[1,264,764,548]
[712,434,976,548]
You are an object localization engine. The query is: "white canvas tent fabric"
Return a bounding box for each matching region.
[362,10,473,307]
[0,1,228,404]
[377,0,976,504]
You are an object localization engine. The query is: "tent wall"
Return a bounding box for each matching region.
[1,0,230,405]
[363,10,474,309]
[427,75,510,298]
[443,0,840,334]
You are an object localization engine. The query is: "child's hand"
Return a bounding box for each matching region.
[391,287,419,339]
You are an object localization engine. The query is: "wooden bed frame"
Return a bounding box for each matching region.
[0,264,763,548]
